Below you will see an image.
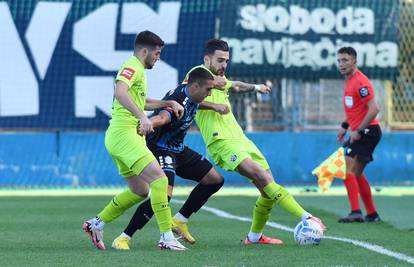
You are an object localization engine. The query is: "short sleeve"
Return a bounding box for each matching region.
[116,67,137,88]
[357,83,374,104]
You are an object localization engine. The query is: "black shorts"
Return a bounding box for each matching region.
[346,124,381,163]
[150,146,213,186]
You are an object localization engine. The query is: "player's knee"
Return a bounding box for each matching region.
[130,187,149,198]
[201,168,224,185]
[251,167,272,184]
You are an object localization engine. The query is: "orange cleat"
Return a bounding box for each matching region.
[243,235,283,245]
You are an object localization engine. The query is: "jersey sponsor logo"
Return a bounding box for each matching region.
[120,67,135,80]
[345,96,353,108]
[359,87,369,97]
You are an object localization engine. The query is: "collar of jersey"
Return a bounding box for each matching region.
[132,55,145,70]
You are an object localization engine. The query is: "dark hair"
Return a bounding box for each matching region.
[187,67,214,85]
[204,39,229,55]
[134,30,164,49]
[338,47,357,59]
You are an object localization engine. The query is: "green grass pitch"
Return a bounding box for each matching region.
[0,193,413,266]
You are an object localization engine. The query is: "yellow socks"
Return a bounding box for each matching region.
[98,189,145,223]
[149,176,172,234]
[263,181,305,219]
[250,195,275,233]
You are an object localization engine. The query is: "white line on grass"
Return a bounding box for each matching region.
[173,200,414,265]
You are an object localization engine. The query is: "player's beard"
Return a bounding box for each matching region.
[209,64,225,76]
[144,55,155,69]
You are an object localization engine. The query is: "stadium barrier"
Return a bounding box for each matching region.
[1,132,412,187]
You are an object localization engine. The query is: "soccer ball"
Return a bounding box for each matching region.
[293,219,323,245]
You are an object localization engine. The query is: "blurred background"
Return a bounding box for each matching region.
[0,0,413,187]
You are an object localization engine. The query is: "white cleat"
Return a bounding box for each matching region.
[83,219,105,250]
[158,238,187,251]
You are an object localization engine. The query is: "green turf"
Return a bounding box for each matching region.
[0,196,413,266]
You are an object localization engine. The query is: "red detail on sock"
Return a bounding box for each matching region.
[358,175,376,214]
[344,173,360,211]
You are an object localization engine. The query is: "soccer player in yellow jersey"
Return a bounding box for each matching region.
[181,39,326,244]
[82,31,186,251]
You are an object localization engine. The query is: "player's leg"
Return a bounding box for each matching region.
[98,158,153,223]
[238,141,315,219]
[209,139,323,244]
[237,158,315,244]
[82,156,149,250]
[173,147,224,243]
[137,160,186,250]
[113,169,175,250]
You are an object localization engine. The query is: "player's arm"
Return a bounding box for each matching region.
[199,101,230,114]
[231,81,271,94]
[145,98,184,119]
[150,111,172,129]
[350,99,379,143]
[114,80,153,135]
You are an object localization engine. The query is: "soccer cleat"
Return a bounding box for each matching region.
[308,216,327,232]
[243,235,283,245]
[82,219,106,250]
[158,238,187,251]
[172,217,195,244]
[365,212,381,222]
[112,236,130,250]
[338,211,364,223]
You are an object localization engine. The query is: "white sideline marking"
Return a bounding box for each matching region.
[173,200,414,265]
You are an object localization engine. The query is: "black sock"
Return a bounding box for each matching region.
[179,181,224,218]
[124,196,171,237]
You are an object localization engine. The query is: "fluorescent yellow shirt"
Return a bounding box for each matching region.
[110,56,147,128]
[184,65,246,146]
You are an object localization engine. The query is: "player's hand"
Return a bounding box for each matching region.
[214,76,227,89]
[168,100,184,119]
[349,130,361,144]
[256,84,271,94]
[337,128,347,144]
[213,104,230,114]
[307,216,326,232]
[137,116,153,136]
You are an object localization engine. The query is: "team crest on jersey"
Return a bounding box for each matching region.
[359,87,369,97]
[164,156,173,165]
[345,96,353,108]
[230,154,237,162]
[120,67,135,80]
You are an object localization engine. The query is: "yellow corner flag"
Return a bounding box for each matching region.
[312,147,346,192]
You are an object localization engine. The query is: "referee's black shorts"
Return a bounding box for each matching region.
[345,124,381,163]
